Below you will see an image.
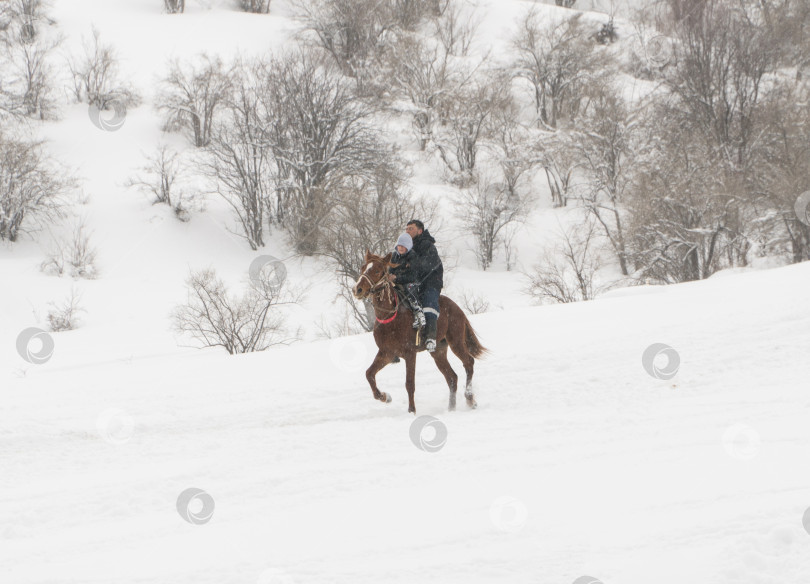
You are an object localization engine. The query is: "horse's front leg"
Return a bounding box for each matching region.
[405,353,417,414]
[366,350,393,404]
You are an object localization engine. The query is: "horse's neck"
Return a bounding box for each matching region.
[371,285,397,319]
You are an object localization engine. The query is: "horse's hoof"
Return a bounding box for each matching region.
[382,393,392,403]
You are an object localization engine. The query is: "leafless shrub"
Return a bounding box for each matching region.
[66,26,140,110]
[172,267,298,354]
[46,286,85,331]
[525,220,602,304]
[164,0,185,13]
[458,288,490,314]
[0,126,74,242]
[157,53,232,148]
[41,219,98,279]
[125,145,191,221]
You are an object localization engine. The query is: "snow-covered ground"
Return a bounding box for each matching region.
[2,1,810,583]
[4,259,810,584]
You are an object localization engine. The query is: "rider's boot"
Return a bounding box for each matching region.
[424,317,437,353]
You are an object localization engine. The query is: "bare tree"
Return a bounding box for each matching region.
[156,53,233,148]
[571,88,637,275]
[257,52,387,255]
[435,77,503,183]
[512,10,607,128]
[387,35,468,150]
[456,176,529,270]
[525,219,602,304]
[292,0,395,79]
[0,126,73,242]
[199,61,272,250]
[172,267,297,354]
[535,130,577,207]
[432,0,480,57]
[46,286,85,331]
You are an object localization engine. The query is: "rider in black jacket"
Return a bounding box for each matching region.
[405,220,443,352]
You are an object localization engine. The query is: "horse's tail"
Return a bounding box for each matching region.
[464,316,489,359]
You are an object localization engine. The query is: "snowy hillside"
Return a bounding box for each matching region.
[2,0,810,583]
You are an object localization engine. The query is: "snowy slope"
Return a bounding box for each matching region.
[2,1,810,583]
[4,261,810,584]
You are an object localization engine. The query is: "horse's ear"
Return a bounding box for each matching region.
[364,249,372,261]
[383,252,392,263]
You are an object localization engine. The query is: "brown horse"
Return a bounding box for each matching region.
[352,250,488,414]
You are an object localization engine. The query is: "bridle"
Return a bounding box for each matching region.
[358,260,399,324]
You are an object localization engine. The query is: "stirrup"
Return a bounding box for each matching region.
[425,339,436,353]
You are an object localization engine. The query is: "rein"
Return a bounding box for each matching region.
[360,268,399,324]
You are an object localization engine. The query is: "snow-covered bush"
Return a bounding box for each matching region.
[66,26,141,110]
[156,53,232,148]
[0,127,73,242]
[41,220,98,279]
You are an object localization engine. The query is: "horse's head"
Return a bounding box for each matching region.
[353,250,394,299]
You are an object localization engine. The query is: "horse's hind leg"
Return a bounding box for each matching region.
[430,347,459,411]
[366,350,393,404]
[448,342,477,409]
